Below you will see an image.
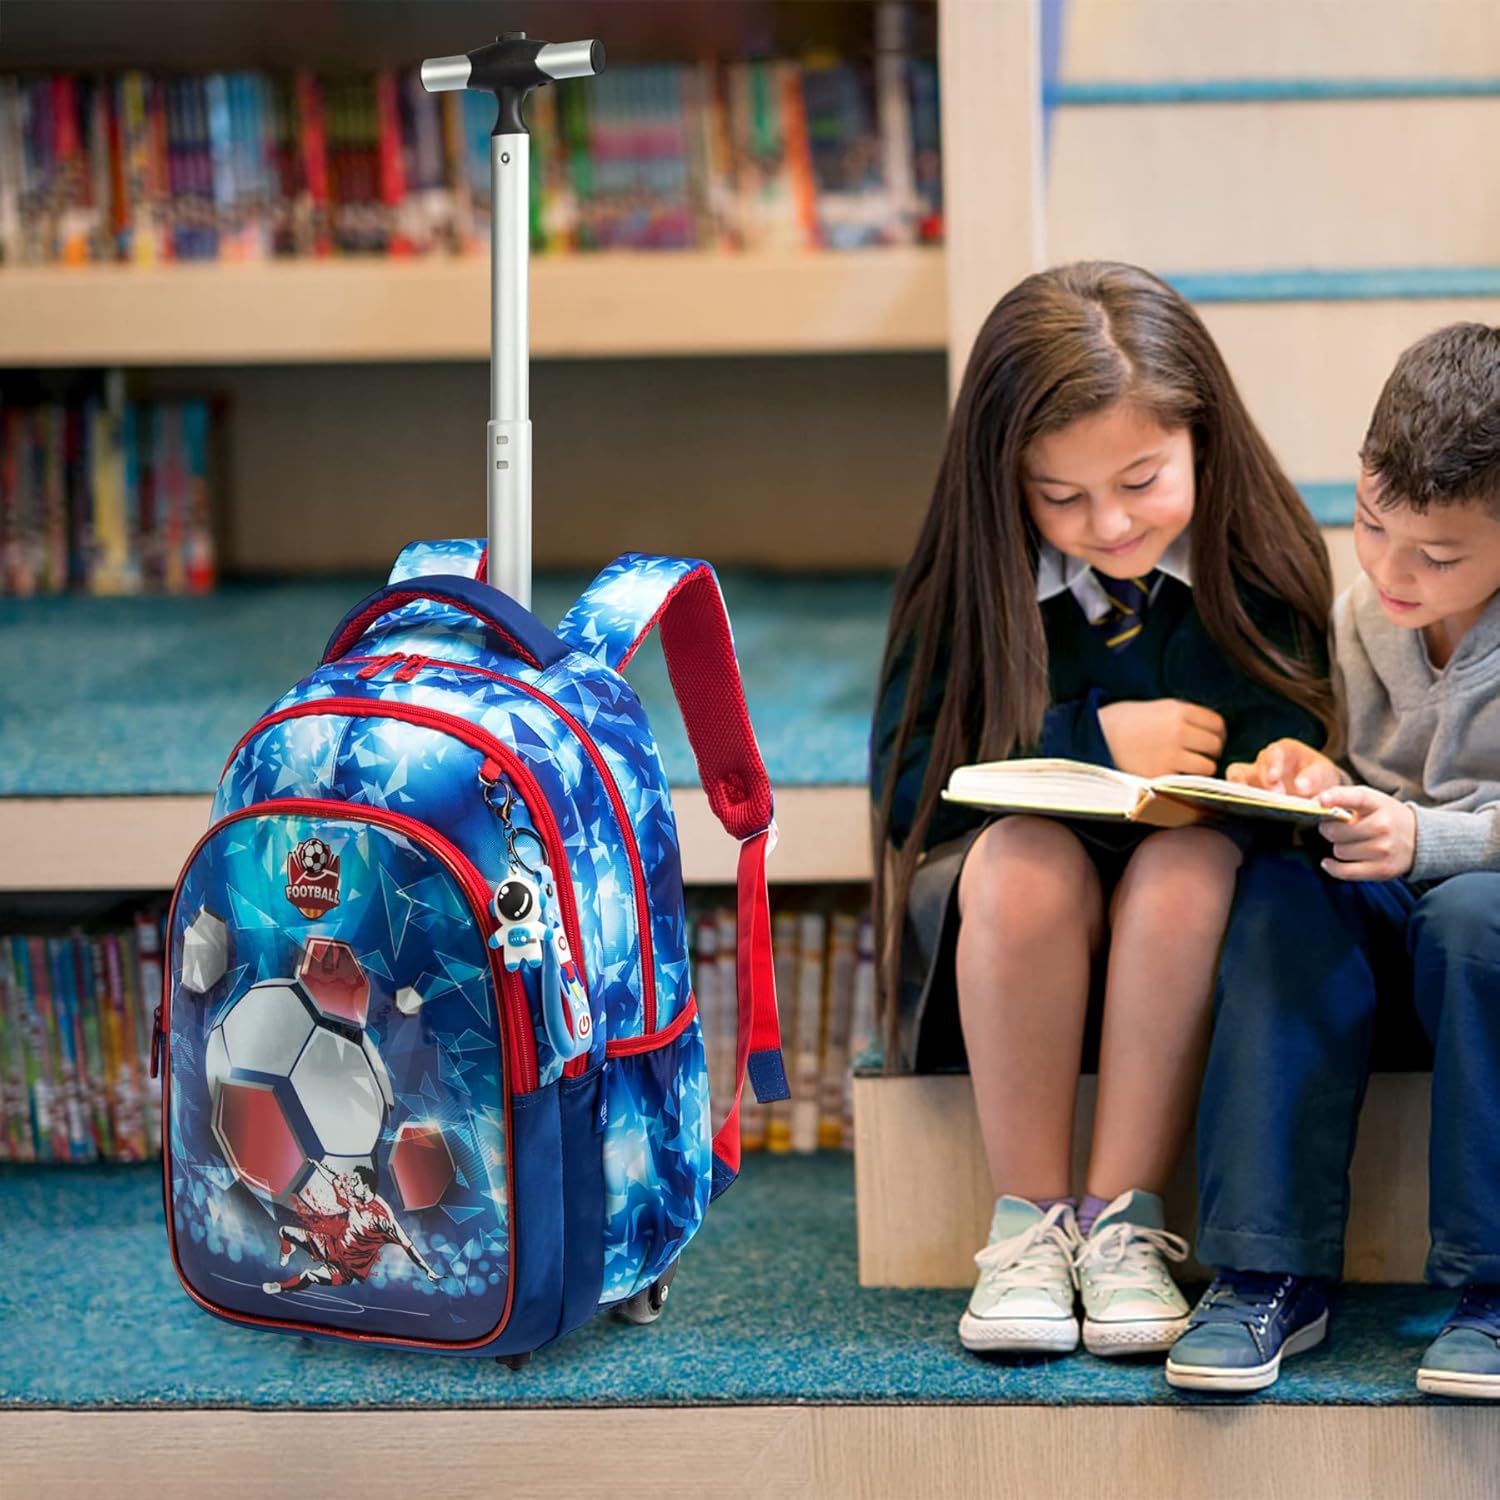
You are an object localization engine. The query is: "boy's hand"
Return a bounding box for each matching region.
[1098,700,1226,778]
[1224,738,1346,798]
[1317,786,1417,881]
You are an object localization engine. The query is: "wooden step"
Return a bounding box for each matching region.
[853,1070,1431,1286]
[8,1405,1500,1500]
[1050,99,1500,274]
[1197,298,1500,484]
[1059,0,1500,81]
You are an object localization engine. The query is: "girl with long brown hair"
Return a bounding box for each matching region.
[870,261,1336,1358]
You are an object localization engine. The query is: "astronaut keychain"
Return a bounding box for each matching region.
[483,771,592,1061]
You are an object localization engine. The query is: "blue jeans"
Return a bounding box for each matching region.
[1197,848,1500,1286]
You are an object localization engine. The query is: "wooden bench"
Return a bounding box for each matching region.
[852,1070,1431,1286]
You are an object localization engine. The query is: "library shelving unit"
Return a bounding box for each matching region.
[13,3,1500,1492]
[0,250,946,364]
[0,0,975,896]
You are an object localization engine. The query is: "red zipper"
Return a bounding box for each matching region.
[332,650,659,1037]
[221,697,587,1043]
[353,653,406,680]
[157,796,519,1349]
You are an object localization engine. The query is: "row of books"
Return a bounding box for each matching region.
[3,897,877,1165]
[0,913,166,1163]
[0,53,940,265]
[692,899,877,1154]
[0,393,218,597]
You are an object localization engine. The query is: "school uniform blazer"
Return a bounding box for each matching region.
[868,570,1330,1070]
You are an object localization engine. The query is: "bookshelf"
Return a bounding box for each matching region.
[0,0,964,900]
[0,250,947,366]
[0,787,873,892]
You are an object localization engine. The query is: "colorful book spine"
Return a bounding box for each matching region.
[15,939,53,1160]
[818,912,857,1149]
[75,934,111,1158]
[790,911,827,1155]
[103,932,142,1159]
[0,78,22,263]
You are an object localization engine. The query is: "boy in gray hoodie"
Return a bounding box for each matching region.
[1163,322,1500,1397]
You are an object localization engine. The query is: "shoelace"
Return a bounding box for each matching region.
[1074,1220,1189,1292]
[1189,1269,1295,1333]
[973,1202,1079,1288]
[1447,1285,1500,1337]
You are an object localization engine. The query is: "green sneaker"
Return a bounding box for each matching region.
[958,1198,1079,1354]
[1074,1189,1190,1356]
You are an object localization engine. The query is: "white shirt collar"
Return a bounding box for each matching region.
[1035,528,1194,625]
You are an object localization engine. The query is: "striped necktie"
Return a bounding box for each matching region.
[1098,570,1158,652]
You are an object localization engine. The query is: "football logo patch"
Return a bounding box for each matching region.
[286,837,340,918]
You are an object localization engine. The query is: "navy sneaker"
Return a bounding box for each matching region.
[1417,1285,1500,1399]
[1164,1270,1329,1392]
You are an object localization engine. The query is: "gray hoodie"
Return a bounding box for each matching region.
[1334,574,1500,881]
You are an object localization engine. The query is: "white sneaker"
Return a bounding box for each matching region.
[958,1197,1080,1353]
[1075,1189,1190,1355]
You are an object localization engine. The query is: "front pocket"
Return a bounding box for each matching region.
[164,804,515,1348]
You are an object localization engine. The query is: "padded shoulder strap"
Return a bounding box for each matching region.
[559,553,788,1197]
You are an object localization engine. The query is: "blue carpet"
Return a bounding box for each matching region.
[0,571,893,796]
[0,1154,1457,1409]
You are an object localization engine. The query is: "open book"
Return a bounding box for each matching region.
[941,758,1353,829]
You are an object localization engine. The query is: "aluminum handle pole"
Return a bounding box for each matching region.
[488,132,531,608]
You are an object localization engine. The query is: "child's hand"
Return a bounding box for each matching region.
[1317,786,1417,880]
[1224,738,1345,797]
[1098,699,1226,778]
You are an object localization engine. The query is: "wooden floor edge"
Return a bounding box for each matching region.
[8,1402,1500,1500]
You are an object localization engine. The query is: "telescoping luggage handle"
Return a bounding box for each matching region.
[421,34,606,612]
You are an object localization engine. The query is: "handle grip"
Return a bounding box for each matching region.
[421,36,605,95]
[321,574,571,673]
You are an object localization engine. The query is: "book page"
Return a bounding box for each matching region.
[942,759,1146,818]
[1151,774,1353,824]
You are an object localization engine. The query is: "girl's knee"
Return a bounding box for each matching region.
[958,816,1098,922]
[1115,827,1242,916]
[1134,825,1244,878]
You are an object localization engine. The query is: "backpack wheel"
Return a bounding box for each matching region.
[615,1261,677,1325]
[497,1351,531,1370]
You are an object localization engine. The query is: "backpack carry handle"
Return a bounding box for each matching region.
[322,575,572,672]
[421,34,606,612]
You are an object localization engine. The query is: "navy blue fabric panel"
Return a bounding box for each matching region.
[555,1068,607,1340]
[710,1153,738,1202]
[322,574,572,672]
[485,1083,566,1356]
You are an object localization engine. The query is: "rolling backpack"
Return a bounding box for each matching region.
[153,34,789,1362]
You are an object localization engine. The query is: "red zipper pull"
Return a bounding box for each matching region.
[394,654,427,682]
[356,652,405,680]
[149,1002,164,1079]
